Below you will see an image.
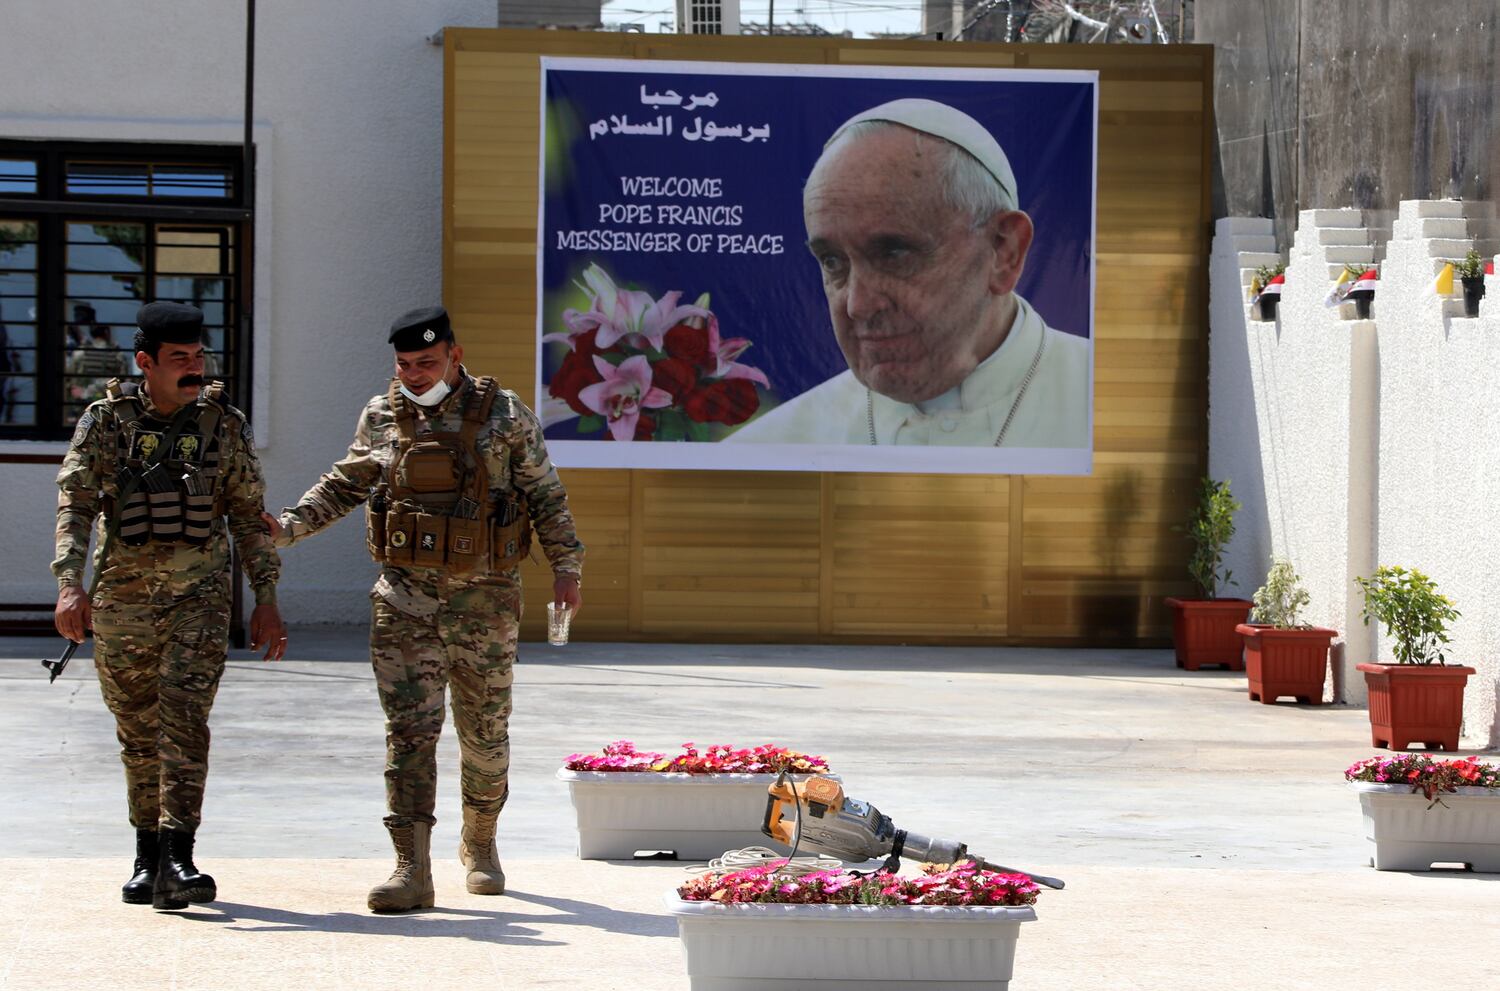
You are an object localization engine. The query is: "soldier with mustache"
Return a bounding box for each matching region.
[52,301,287,910]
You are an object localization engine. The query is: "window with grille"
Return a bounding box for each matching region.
[0,142,248,441]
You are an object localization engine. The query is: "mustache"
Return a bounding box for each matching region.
[177,374,206,388]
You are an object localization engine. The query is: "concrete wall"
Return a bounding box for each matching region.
[1198,0,1500,255]
[0,0,496,622]
[1211,200,1500,748]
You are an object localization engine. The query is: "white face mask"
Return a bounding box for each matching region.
[399,358,452,407]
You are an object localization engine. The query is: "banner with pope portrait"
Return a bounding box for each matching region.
[537,57,1097,474]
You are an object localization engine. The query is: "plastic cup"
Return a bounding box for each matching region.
[546,601,573,646]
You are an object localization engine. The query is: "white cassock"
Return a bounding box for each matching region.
[725,296,1090,447]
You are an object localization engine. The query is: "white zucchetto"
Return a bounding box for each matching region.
[825,98,1018,210]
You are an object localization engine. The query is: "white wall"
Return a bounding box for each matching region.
[1211,201,1500,748]
[1375,200,1500,748]
[1209,213,1378,706]
[0,0,495,621]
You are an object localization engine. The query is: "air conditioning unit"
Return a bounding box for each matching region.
[676,0,741,35]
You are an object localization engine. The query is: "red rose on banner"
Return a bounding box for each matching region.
[542,264,772,441]
[550,339,605,415]
[651,357,699,402]
[684,379,758,426]
[663,322,714,371]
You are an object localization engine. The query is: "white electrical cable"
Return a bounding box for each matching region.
[685,846,844,878]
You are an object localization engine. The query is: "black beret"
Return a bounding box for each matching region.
[388,306,454,351]
[135,301,204,343]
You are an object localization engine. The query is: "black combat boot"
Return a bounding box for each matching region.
[121,828,158,904]
[152,828,217,910]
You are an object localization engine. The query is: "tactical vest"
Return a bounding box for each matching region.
[365,376,532,577]
[102,379,228,546]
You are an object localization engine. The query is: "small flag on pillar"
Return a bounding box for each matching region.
[1434,262,1455,296]
[1255,272,1285,304]
[1352,269,1378,296]
[1324,268,1353,307]
[1488,260,1496,276]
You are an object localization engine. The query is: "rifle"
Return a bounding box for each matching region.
[44,402,198,682]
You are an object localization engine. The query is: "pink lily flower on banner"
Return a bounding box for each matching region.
[546,263,709,352]
[705,313,770,387]
[576,354,672,442]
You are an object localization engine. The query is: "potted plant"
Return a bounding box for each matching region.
[1354,566,1474,751]
[1454,248,1486,317]
[1345,755,1500,871]
[1250,262,1285,321]
[667,861,1040,989]
[1235,557,1336,704]
[1165,478,1252,670]
[557,741,832,859]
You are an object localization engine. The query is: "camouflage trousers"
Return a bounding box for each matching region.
[91,575,230,833]
[369,569,520,827]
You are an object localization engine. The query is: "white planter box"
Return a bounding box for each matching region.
[1353,782,1500,871]
[558,769,827,860]
[665,895,1037,990]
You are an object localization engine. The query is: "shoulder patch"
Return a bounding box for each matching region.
[241,418,255,446]
[70,410,96,446]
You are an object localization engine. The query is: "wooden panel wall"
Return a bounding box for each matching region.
[445,30,1213,645]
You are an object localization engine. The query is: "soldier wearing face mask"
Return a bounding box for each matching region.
[265,305,584,912]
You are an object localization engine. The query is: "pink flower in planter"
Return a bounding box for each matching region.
[1346,754,1500,801]
[677,863,1041,906]
[577,355,673,442]
[564,741,831,774]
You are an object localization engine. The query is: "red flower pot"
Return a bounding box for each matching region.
[1236,624,1335,704]
[1356,663,1476,752]
[1165,598,1252,671]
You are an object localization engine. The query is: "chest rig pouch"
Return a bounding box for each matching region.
[367,376,531,577]
[103,379,228,546]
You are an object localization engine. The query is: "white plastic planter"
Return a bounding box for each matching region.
[1353,782,1500,871]
[558,770,827,860]
[665,895,1037,990]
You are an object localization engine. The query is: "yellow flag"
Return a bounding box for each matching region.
[1434,262,1454,296]
[1323,268,1352,308]
[1249,275,1262,299]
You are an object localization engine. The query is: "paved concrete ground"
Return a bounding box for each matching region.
[3,631,1498,990]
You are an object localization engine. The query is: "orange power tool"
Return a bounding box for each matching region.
[762,773,1065,889]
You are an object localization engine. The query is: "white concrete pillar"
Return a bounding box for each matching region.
[1376,199,1500,747]
[1210,212,1378,704]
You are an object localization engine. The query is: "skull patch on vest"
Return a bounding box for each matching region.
[131,428,205,464]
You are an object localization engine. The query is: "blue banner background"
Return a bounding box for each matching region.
[540,62,1095,443]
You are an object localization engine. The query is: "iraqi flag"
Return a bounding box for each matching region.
[1349,269,1377,298]
[1254,272,1285,304]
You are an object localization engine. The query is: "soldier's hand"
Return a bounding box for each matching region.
[54,586,91,644]
[554,575,582,616]
[250,603,289,661]
[259,511,287,545]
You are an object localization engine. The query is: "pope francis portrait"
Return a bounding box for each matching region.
[726,97,1090,447]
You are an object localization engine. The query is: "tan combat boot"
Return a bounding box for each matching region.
[459,808,505,895]
[368,819,434,912]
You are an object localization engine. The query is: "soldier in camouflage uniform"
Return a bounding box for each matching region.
[267,305,583,912]
[53,301,287,911]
